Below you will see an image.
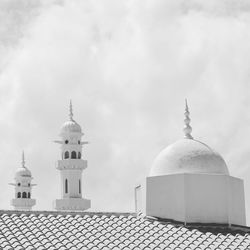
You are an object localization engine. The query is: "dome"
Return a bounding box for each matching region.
[15,167,31,178]
[60,120,82,134]
[149,139,229,176]
[60,101,82,134]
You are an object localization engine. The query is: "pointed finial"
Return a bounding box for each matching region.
[22,151,25,168]
[183,99,193,139]
[69,100,73,121]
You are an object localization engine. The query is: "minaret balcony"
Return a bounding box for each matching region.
[11,198,36,210]
[54,197,90,211]
[57,159,87,170]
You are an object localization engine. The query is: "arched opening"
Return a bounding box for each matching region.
[79,180,81,194]
[22,192,27,198]
[64,151,69,159]
[65,179,68,194]
[78,152,81,159]
[28,192,30,198]
[17,192,21,198]
[71,151,77,159]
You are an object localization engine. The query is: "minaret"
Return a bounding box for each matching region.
[9,152,36,210]
[54,101,90,211]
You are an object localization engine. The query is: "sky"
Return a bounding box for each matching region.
[1,0,250,224]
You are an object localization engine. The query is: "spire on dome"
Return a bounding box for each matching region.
[69,100,73,121]
[183,99,193,139]
[22,151,25,168]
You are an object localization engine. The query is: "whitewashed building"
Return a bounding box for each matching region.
[1,101,250,250]
[139,100,246,226]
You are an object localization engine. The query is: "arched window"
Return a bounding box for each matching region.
[28,192,31,198]
[78,152,81,159]
[64,151,69,159]
[65,140,69,144]
[79,180,81,194]
[65,179,68,194]
[22,192,27,198]
[17,192,21,198]
[71,151,77,159]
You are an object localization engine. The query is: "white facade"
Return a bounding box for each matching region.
[143,174,246,225]
[10,152,36,210]
[54,101,90,211]
[139,101,246,226]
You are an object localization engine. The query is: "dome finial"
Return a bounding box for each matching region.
[183,99,193,139]
[69,100,73,121]
[22,151,25,168]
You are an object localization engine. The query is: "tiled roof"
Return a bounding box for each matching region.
[0,210,249,249]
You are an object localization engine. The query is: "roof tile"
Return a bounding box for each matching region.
[0,211,249,249]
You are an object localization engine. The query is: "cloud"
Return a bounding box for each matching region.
[1,0,250,223]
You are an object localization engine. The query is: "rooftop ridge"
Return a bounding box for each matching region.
[148,216,250,234]
[0,209,136,217]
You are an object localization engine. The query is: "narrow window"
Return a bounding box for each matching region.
[78,152,81,159]
[79,180,81,194]
[65,179,68,194]
[28,192,31,198]
[64,151,69,159]
[28,183,30,187]
[22,192,27,198]
[17,192,21,198]
[71,151,76,159]
[78,140,80,145]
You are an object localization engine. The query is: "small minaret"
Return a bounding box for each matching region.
[54,101,90,211]
[9,152,36,210]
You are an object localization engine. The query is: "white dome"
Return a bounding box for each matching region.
[15,167,31,178]
[149,139,229,176]
[60,120,82,134]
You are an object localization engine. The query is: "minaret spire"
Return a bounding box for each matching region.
[21,151,25,168]
[183,99,193,139]
[69,100,73,121]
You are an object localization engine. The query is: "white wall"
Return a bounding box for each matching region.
[60,169,82,198]
[145,173,246,226]
[146,174,186,222]
[228,177,246,225]
[185,174,228,224]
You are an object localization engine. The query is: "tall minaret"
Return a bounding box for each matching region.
[9,152,36,210]
[54,101,90,211]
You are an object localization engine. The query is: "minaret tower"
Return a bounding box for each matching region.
[54,101,90,211]
[10,152,36,210]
